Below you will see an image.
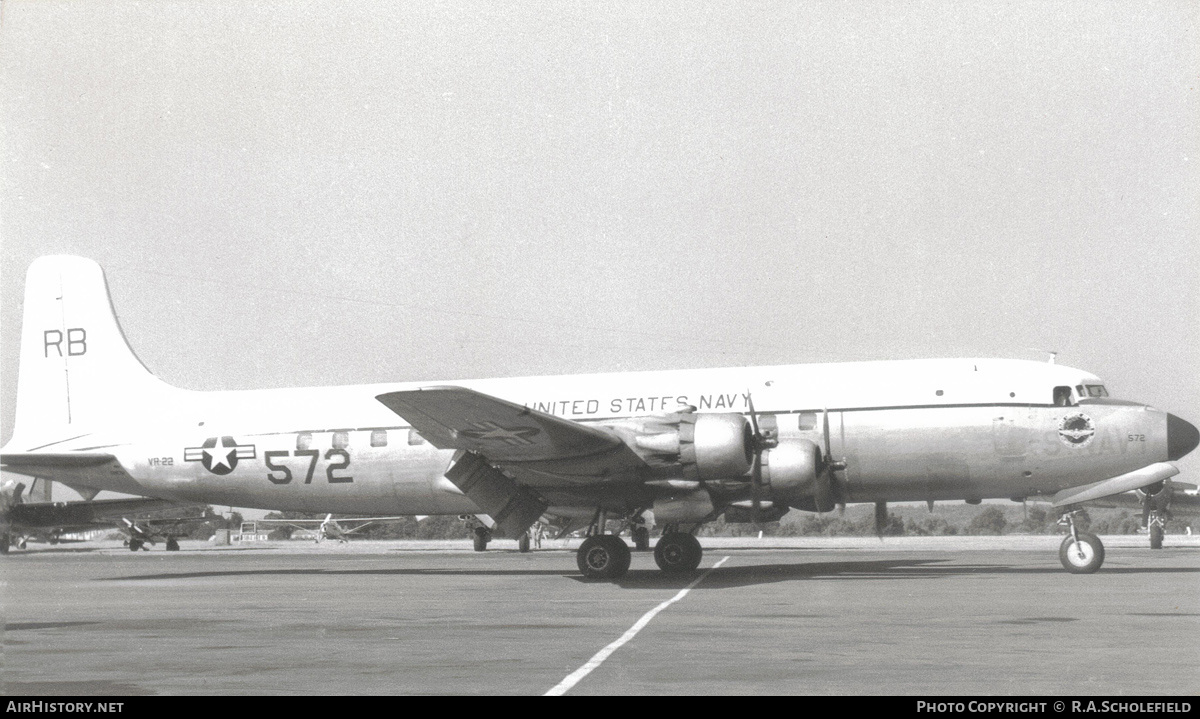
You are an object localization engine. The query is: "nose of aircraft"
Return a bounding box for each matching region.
[1167,413,1200,460]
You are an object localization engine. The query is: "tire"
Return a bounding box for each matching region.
[1059,532,1104,574]
[1149,524,1163,549]
[577,535,631,580]
[472,527,489,552]
[0,534,9,555]
[654,532,703,574]
[166,538,180,552]
[632,526,650,551]
[128,539,143,552]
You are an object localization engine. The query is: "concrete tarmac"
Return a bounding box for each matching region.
[3,537,1198,696]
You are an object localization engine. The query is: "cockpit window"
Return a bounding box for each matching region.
[1085,385,1108,398]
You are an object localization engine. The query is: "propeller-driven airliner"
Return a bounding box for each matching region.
[2,256,1196,577]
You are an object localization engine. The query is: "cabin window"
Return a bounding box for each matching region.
[1085,384,1109,398]
[370,429,388,447]
[1053,386,1074,407]
[408,429,427,446]
[333,431,350,449]
[296,432,312,450]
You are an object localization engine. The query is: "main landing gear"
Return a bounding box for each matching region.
[472,526,491,552]
[1057,510,1104,574]
[575,509,632,580]
[577,534,632,580]
[574,516,708,580]
[653,527,703,574]
[1147,511,1166,550]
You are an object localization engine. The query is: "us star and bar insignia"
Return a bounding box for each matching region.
[457,422,541,446]
[184,436,256,475]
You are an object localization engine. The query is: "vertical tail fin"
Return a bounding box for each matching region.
[8,256,177,448]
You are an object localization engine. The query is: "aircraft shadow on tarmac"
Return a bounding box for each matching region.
[96,557,1200,588]
[607,559,1200,590]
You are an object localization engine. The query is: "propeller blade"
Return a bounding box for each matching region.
[746,389,761,439]
[750,451,763,524]
[822,408,833,460]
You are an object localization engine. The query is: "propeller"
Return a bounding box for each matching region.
[745,392,778,523]
[813,409,846,512]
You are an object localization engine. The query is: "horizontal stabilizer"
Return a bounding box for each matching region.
[1052,462,1180,507]
[2,452,116,468]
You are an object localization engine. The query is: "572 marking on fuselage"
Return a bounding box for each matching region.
[263,449,353,484]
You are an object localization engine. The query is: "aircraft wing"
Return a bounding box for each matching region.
[376,386,621,462]
[377,386,652,537]
[1051,462,1179,507]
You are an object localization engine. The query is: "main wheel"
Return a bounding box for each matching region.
[577,535,631,580]
[166,537,180,551]
[1059,532,1104,574]
[518,532,531,553]
[654,532,703,574]
[1149,524,1163,549]
[632,526,650,551]
[472,527,489,552]
[128,539,144,552]
[0,534,9,555]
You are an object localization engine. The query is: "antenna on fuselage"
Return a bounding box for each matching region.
[1028,348,1058,364]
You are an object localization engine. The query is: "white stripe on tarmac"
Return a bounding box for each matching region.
[544,555,730,696]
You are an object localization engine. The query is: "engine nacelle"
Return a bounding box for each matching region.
[631,412,753,480]
[1136,480,1171,501]
[762,438,822,508]
[652,489,716,524]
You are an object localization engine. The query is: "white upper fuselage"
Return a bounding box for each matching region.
[65,357,1103,438]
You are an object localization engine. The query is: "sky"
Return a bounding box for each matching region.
[2,1,1197,495]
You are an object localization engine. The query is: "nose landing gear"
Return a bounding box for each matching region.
[1058,510,1104,574]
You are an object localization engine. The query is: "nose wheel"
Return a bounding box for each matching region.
[1058,511,1104,574]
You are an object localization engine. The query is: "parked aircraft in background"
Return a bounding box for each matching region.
[1,256,1196,577]
[254,513,409,543]
[1035,478,1199,549]
[0,477,210,553]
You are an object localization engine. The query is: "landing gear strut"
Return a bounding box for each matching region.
[1057,510,1104,574]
